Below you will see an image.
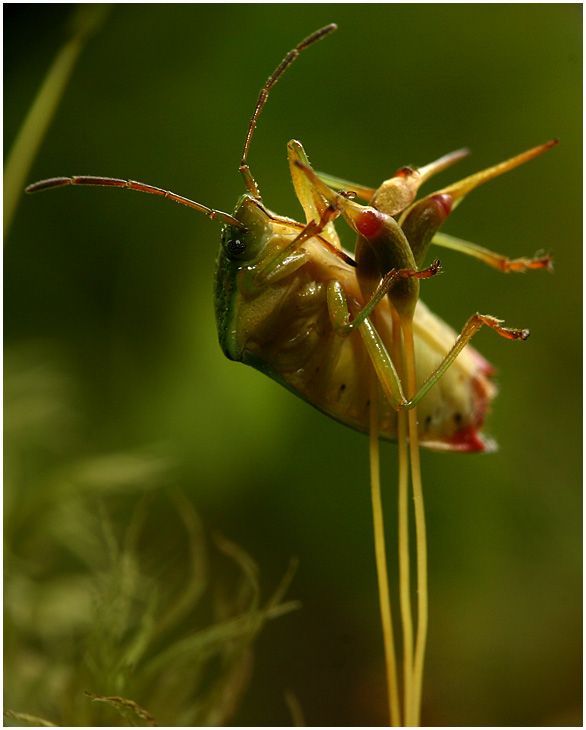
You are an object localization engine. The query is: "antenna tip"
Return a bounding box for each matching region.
[308,23,338,44]
[25,177,70,194]
[25,181,44,194]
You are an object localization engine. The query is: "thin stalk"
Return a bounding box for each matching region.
[4,5,108,237]
[402,317,428,727]
[368,376,401,727]
[391,308,415,725]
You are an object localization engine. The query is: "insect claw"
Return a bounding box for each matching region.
[476,314,530,341]
[428,258,442,276]
[408,259,442,280]
[501,327,531,341]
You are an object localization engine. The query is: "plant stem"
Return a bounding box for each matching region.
[4,5,108,237]
[402,318,428,727]
[369,376,401,727]
[391,309,415,725]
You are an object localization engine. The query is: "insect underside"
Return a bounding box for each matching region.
[217,199,497,452]
[26,22,555,728]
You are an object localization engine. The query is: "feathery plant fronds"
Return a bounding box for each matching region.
[5,348,299,726]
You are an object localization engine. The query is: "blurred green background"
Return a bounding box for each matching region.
[5,5,581,726]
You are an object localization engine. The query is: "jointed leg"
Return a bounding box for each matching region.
[328,287,528,417]
[287,140,342,249]
[326,261,441,410]
[403,313,529,410]
[293,157,424,298]
[328,283,528,725]
[432,231,553,273]
[307,147,469,213]
[327,260,442,336]
[249,204,341,292]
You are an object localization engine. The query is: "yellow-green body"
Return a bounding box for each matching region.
[215,198,496,451]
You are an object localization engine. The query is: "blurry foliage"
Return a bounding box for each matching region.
[5,348,298,727]
[4,5,109,235]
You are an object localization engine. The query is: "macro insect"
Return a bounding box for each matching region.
[26,23,555,727]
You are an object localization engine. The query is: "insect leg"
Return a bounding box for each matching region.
[291,146,469,215]
[292,156,377,222]
[287,140,342,249]
[293,157,416,257]
[361,319,408,410]
[248,205,341,292]
[294,158,429,321]
[396,140,557,269]
[325,283,407,409]
[327,260,442,336]
[432,232,553,273]
[403,313,530,410]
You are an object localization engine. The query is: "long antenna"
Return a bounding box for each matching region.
[239,23,337,200]
[25,175,243,227]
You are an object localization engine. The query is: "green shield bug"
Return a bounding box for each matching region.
[26,23,556,727]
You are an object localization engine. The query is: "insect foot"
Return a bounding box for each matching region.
[475,314,530,341]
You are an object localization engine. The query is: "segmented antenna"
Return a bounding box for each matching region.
[25,175,243,227]
[239,23,337,200]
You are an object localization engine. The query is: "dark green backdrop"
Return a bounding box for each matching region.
[5,5,582,726]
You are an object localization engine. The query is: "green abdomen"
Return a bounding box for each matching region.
[233,269,495,450]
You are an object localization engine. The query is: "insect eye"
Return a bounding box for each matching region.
[221,225,249,259]
[226,237,247,257]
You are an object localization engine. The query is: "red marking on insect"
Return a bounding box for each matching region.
[448,424,488,453]
[356,209,383,238]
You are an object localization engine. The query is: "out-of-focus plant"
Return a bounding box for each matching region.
[5,348,298,726]
[4,5,109,237]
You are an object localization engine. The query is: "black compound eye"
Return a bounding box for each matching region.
[221,225,249,259]
[226,237,247,257]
